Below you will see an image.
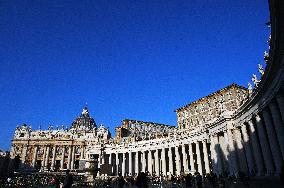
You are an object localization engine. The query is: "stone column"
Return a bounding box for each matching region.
[32,146,38,167]
[182,145,189,173]
[226,130,238,175]
[61,146,65,170]
[255,115,274,175]
[44,146,50,169]
[97,154,101,176]
[168,148,173,175]
[188,143,195,173]
[202,141,210,174]
[142,151,147,172]
[80,146,85,159]
[247,120,265,175]
[109,154,113,174]
[135,152,139,175]
[269,101,284,158]
[21,144,28,166]
[42,146,47,168]
[109,154,112,165]
[148,150,152,175]
[175,146,181,175]
[210,135,218,174]
[51,145,56,169]
[276,94,284,124]
[67,146,72,169]
[71,146,75,169]
[219,135,229,172]
[154,149,159,175]
[262,109,282,174]
[116,153,119,175]
[161,148,167,175]
[195,142,203,174]
[129,152,132,175]
[233,128,248,174]
[122,153,126,176]
[240,125,255,174]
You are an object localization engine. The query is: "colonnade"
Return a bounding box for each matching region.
[96,141,211,176]
[21,93,284,177]
[210,94,284,176]
[30,145,85,171]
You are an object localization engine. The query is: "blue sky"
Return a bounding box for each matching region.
[0,0,269,150]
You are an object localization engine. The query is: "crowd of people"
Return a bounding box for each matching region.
[0,170,275,188]
[0,170,83,188]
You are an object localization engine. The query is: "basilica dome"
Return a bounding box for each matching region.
[70,107,97,131]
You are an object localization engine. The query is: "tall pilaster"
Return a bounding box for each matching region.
[247,120,265,175]
[32,146,38,167]
[21,144,28,166]
[42,146,47,168]
[116,153,119,175]
[109,154,113,174]
[188,143,195,173]
[202,141,210,174]
[154,150,159,175]
[148,150,152,175]
[129,152,132,175]
[135,152,139,175]
[168,148,173,175]
[175,146,181,175]
[262,109,282,174]
[51,145,56,169]
[61,146,65,170]
[80,146,85,159]
[143,151,147,172]
[240,125,255,174]
[195,142,203,174]
[71,146,75,169]
[269,101,284,158]
[122,153,126,176]
[161,148,167,175]
[182,145,189,173]
[109,154,112,165]
[67,146,72,169]
[255,115,274,174]
[44,146,50,169]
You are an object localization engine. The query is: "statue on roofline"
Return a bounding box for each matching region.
[252,74,260,87]
[258,64,265,76]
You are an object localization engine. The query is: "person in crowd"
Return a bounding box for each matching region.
[63,169,73,188]
[117,174,126,188]
[194,172,202,188]
[135,172,148,188]
[185,173,193,187]
[52,174,60,188]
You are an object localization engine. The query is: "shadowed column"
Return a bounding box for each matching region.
[247,120,264,175]
[255,114,274,175]
[262,109,282,174]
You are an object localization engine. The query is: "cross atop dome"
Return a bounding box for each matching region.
[82,106,89,117]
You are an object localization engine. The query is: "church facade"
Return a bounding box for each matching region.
[9,0,284,177]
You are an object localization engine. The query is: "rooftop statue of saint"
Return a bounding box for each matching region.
[258,64,265,76]
[248,82,253,94]
[252,74,260,87]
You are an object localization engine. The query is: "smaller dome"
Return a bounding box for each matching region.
[70,107,97,131]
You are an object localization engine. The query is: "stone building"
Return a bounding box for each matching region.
[115,119,175,141]
[9,0,284,178]
[176,84,247,129]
